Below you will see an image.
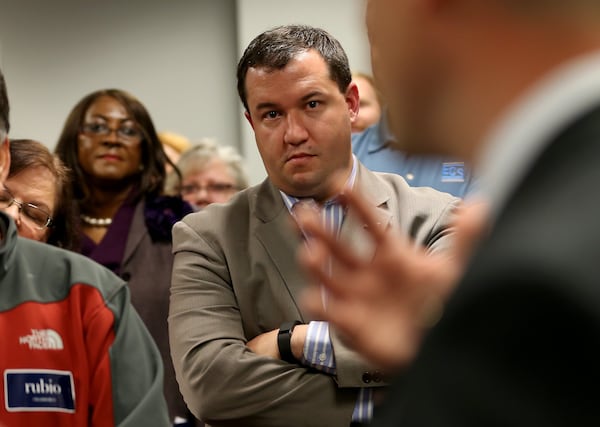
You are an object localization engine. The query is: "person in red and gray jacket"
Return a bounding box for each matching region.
[0,68,170,427]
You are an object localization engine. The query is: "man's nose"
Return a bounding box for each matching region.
[283,112,309,145]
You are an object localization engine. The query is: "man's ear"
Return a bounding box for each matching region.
[0,137,10,184]
[244,110,255,130]
[345,82,360,123]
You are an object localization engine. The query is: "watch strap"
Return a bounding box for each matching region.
[278,320,302,363]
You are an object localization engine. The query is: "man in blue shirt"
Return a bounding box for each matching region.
[352,113,474,197]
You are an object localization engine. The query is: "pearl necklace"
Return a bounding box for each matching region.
[80,214,113,227]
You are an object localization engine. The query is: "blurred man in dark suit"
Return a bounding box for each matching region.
[298,0,600,425]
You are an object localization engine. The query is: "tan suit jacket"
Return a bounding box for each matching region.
[169,164,458,427]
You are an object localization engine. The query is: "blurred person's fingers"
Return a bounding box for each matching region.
[453,199,490,265]
[339,190,401,245]
[296,208,363,271]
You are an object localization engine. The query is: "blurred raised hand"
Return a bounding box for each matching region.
[297,190,489,371]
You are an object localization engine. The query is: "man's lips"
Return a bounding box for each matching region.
[286,153,315,162]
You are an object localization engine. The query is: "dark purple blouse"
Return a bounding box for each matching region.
[80,197,137,276]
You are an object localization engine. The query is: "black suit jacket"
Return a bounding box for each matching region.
[374,106,600,426]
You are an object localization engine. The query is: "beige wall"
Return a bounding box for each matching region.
[0,0,370,184]
[0,0,239,149]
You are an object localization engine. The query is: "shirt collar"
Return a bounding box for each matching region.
[475,50,600,219]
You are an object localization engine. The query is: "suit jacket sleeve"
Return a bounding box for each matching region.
[169,219,358,427]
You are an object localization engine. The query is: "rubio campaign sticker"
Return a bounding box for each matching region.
[4,369,75,412]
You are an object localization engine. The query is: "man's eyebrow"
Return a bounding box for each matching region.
[255,102,280,111]
[301,91,324,102]
[255,91,326,111]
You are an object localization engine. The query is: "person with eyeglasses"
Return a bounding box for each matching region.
[165,139,248,210]
[0,139,78,250]
[54,89,196,426]
[0,68,170,426]
[0,186,53,229]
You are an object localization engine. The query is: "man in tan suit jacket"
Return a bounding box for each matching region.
[169,25,458,427]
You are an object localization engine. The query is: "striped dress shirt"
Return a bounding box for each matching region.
[280,157,374,423]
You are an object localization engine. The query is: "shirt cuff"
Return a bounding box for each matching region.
[301,321,336,374]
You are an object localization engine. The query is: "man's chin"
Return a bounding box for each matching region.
[280,174,322,198]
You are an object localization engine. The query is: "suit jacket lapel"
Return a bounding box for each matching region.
[339,163,393,260]
[253,179,309,321]
[252,167,393,320]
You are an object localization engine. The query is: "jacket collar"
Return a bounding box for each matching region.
[251,164,393,320]
[253,178,288,224]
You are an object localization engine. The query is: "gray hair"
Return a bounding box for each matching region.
[165,139,249,194]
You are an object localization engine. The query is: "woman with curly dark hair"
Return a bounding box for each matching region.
[55,89,195,426]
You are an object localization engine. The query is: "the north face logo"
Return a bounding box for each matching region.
[19,329,64,350]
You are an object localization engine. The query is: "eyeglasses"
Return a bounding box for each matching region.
[181,183,237,195]
[81,122,142,143]
[0,188,54,230]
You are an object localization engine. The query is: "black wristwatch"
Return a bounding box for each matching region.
[277,320,302,363]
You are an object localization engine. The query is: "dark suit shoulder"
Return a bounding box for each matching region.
[386,106,600,427]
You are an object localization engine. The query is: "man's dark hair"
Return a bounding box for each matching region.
[236,25,352,112]
[0,69,9,137]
